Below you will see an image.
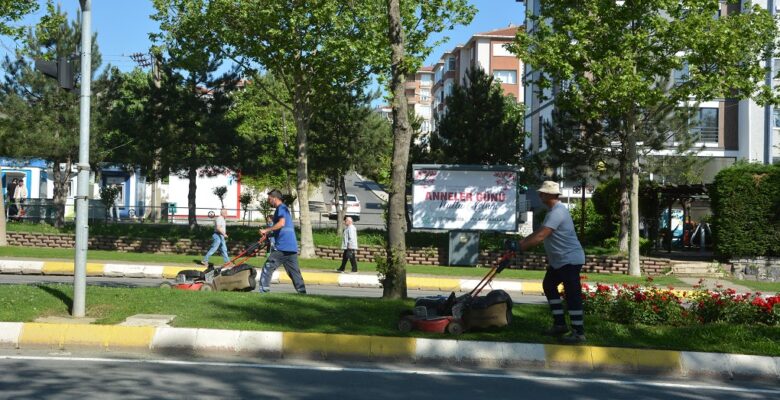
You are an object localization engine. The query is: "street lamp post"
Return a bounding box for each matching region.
[72,0,92,318]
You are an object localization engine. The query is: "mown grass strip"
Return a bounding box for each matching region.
[0,284,778,356]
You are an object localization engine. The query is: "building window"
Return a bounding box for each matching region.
[691,108,718,143]
[419,88,431,101]
[493,70,517,84]
[448,57,456,71]
[492,43,513,57]
[538,116,545,151]
[673,62,689,86]
[420,74,432,85]
[774,108,780,128]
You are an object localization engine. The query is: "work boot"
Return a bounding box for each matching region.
[543,325,569,336]
[559,332,587,344]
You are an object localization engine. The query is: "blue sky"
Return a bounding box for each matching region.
[2,0,525,72]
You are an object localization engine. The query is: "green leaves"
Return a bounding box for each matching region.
[0,0,38,38]
[425,67,524,165]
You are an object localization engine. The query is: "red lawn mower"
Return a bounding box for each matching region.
[398,249,516,335]
[160,234,270,292]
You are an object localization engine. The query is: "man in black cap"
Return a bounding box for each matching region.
[258,189,306,294]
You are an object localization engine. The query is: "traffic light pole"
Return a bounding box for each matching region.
[73,0,92,318]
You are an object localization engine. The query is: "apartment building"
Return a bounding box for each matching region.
[522,0,779,197]
[403,25,524,139]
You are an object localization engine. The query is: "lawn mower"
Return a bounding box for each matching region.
[159,234,270,292]
[397,249,516,335]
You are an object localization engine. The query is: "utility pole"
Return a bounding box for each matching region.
[73,0,92,318]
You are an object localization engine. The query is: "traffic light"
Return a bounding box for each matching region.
[34,56,74,90]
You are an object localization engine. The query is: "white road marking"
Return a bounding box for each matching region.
[2,355,778,395]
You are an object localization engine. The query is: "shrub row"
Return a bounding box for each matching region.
[711,163,780,260]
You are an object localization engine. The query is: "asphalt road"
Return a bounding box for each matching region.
[316,171,387,230]
[0,274,548,304]
[1,352,777,400]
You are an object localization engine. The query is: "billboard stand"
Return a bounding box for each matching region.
[448,230,480,266]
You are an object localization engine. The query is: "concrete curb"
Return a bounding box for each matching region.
[1,322,778,380]
[0,259,540,294]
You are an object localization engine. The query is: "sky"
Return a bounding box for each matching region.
[2,0,525,70]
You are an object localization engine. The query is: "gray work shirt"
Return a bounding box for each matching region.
[542,202,585,269]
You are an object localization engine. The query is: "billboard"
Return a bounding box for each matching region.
[411,164,518,231]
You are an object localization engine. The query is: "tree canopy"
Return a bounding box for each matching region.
[512,0,779,275]
[426,67,524,165]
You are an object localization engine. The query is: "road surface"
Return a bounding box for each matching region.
[0,351,776,400]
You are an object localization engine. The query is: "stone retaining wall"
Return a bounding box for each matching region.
[730,257,780,282]
[7,232,671,275]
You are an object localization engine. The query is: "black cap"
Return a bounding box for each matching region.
[268,189,283,199]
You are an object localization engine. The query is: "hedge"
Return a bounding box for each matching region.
[711,163,780,260]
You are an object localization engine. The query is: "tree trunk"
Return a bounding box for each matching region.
[292,88,315,259]
[187,163,197,229]
[383,0,410,299]
[52,159,73,228]
[336,173,346,236]
[627,124,641,276]
[579,178,586,239]
[618,162,629,253]
[0,180,7,246]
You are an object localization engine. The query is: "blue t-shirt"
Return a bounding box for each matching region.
[272,204,298,252]
[542,202,585,269]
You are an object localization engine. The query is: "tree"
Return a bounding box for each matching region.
[0,4,102,228]
[429,67,524,165]
[101,58,241,229]
[213,186,227,208]
[226,74,297,195]
[512,0,778,275]
[152,0,383,258]
[309,85,392,234]
[0,0,38,38]
[376,0,475,299]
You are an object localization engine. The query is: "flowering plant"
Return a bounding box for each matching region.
[582,278,780,326]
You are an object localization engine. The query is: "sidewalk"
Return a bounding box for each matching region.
[0,258,779,381]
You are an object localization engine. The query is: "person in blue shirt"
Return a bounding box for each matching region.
[507,181,586,343]
[258,189,306,294]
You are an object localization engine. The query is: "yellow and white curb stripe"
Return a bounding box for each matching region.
[0,259,537,294]
[1,322,779,379]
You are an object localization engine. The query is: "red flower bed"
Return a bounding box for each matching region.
[581,278,780,326]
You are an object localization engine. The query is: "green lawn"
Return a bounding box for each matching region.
[731,280,780,293]
[1,283,778,356]
[0,245,685,286]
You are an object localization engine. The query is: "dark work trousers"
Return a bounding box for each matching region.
[337,249,358,272]
[542,264,584,334]
[259,250,306,294]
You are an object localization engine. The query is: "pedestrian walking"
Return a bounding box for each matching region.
[201,208,230,266]
[506,181,586,343]
[6,178,18,219]
[13,178,27,218]
[258,189,306,294]
[336,216,358,273]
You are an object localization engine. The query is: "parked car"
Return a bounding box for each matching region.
[329,193,361,221]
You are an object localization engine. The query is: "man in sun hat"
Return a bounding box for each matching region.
[506,180,586,343]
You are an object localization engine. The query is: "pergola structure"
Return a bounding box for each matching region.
[650,183,711,253]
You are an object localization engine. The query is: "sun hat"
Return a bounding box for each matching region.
[538,181,561,195]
